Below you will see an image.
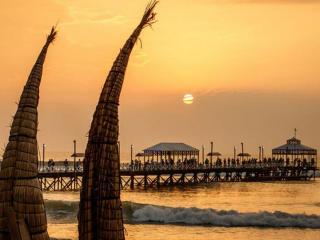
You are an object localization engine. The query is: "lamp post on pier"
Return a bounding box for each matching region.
[210,141,213,166]
[241,142,244,163]
[118,141,121,159]
[42,144,46,171]
[202,145,204,164]
[73,140,77,189]
[259,146,262,161]
[73,140,76,172]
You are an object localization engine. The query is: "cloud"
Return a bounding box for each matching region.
[132,51,151,67]
[69,11,127,25]
[200,0,320,4]
[55,3,128,26]
[239,0,319,3]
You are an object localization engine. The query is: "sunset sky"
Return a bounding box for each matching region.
[1,0,320,160]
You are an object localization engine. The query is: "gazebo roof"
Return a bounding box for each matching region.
[272,137,317,155]
[207,152,222,157]
[70,153,85,158]
[238,153,251,157]
[135,152,153,157]
[143,142,199,153]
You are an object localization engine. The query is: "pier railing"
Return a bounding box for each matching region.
[37,161,317,173]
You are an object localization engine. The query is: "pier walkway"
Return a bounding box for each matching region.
[37,162,317,191]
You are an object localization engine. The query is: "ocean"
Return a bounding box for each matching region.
[45,180,320,240]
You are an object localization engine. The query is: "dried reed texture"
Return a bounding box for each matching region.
[0,27,57,240]
[78,1,158,240]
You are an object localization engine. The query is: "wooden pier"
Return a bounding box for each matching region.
[37,164,317,191]
[3,137,316,191]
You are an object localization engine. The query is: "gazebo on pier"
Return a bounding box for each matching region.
[141,142,200,164]
[272,136,317,166]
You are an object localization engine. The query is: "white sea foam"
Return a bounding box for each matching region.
[45,200,79,223]
[129,203,320,228]
[44,200,320,228]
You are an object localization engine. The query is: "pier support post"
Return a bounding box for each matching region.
[157,175,160,187]
[181,173,185,185]
[225,172,230,181]
[130,175,134,190]
[144,175,148,189]
[169,174,173,185]
[193,173,198,184]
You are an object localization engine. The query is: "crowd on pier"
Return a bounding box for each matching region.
[31,156,317,173]
[41,158,82,172]
[120,157,317,172]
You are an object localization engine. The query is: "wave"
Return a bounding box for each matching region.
[127,202,320,228]
[45,200,79,223]
[44,200,320,228]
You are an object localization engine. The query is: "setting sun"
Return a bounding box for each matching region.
[183,94,194,104]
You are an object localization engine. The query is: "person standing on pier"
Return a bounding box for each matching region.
[64,159,69,172]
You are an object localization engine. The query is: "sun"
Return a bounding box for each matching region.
[183,94,194,104]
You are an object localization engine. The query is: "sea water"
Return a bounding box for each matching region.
[45,180,320,240]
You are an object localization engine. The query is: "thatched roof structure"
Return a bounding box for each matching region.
[143,142,199,154]
[238,153,251,157]
[272,137,317,156]
[207,152,222,157]
[0,27,57,240]
[78,1,158,239]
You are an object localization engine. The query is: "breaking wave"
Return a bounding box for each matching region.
[44,200,320,228]
[45,199,79,223]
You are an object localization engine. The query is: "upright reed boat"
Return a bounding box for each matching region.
[78,1,158,239]
[0,27,57,240]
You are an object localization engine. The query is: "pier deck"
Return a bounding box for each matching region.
[37,164,317,191]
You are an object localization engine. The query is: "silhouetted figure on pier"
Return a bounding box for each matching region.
[205,158,209,166]
[76,159,81,171]
[64,159,69,172]
[48,159,55,172]
[311,158,315,167]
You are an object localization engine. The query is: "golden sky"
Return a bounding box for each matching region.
[1,0,320,159]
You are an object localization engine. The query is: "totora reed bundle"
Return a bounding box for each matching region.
[0,27,57,240]
[78,1,158,240]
